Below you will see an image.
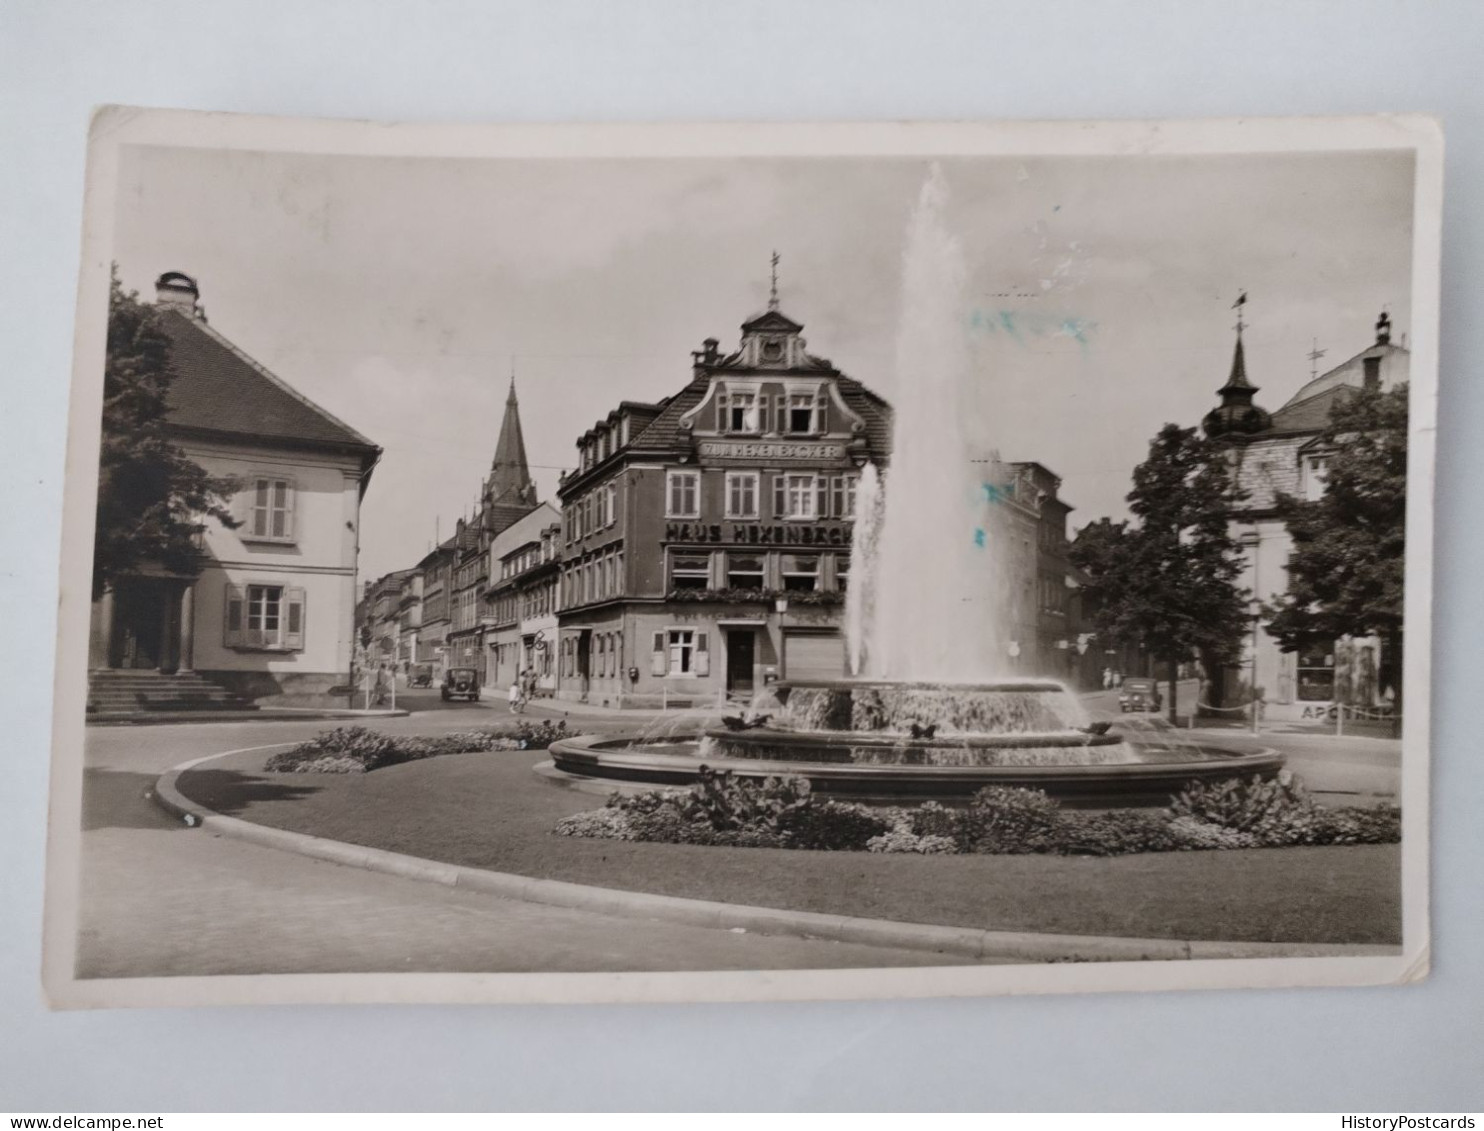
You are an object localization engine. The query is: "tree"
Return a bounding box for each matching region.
[1267,382,1408,716]
[1069,516,1136,671]
[93,270,239,600]
[1079,424,1251,723]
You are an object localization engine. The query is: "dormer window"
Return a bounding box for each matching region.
[787,392,826,434]
[761,338,785,364]
[728,392,759,433]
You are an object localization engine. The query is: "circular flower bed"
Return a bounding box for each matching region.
[553,766,1401,857]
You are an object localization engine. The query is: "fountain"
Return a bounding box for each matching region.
[544,166,1283,807]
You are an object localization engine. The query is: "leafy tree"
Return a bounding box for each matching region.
[1267,382,1408,714]
[1078,425,1251,723]
[93,270,239,600]
[1069,516,1136,668]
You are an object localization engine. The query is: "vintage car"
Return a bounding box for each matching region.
[1117,677,1163,713]
[409,664,435,688]
[441,667,481,702]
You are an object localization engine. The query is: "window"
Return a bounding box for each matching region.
[606,483,618,528]
[245,477,294,542]
[835,554,851,593]
[1304,454,1331,501]
[775,473,819,519]
[653,629,709,676]
[727,553,766,590]
[670,552,711,591]
[782,554,818,592]
[225,583,304,650]
[786,391,826,434]
[667,470,700,517]
[1362,355,1382,389]
[726,471,759,518]
[1297,645,1336,702]
[725,392,760,433]
[830,474,857,520]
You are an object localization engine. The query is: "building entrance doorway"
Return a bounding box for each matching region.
[725,629,755,696]
[109,579,173,671]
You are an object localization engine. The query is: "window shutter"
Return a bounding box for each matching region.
[817,476,830,518]
[285,587,306,650]
[775,395,786,428]
[816,393,829,434]
[251,479,270,538]
[278,479,296,541]
[773,474,787,519]
[695,632,710,677]
[650,631,667,676]
[224,584,245,647]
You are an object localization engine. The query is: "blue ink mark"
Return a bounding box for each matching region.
[982,483,1005,505]
[997,310,1024,343]
[974,527,987,548]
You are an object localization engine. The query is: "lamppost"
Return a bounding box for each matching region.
[1248,597,1262,734]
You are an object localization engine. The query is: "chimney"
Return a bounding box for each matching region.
[154,271,201,318]
[703,337,720,364]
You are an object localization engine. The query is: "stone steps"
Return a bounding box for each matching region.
[87,670,257,715]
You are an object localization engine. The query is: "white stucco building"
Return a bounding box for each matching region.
[88,272,381,712]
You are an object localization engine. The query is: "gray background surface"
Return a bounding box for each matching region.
[2,0,1480,1112]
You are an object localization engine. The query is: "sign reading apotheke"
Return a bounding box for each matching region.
[698,440,846,460]
[665,520,852,546]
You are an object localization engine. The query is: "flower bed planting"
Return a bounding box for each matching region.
[266,720,569,773]
[553,766,1401,857]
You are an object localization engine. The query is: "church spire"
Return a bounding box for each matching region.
[485,369,536,528]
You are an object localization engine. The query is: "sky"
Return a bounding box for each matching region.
[111,144,1415,582]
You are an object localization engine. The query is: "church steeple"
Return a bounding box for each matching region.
[482,374,537,533]
[1203,292,1272,439]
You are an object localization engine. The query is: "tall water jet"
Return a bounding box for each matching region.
[868,165,1011,682]
[844,462,883,676]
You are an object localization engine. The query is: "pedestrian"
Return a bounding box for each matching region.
[508,677,525,715]
[1101,666,1112,690]
[373,665,389,706]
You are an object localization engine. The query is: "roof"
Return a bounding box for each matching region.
[157,308,379,458]
[628,378,709,451]
[1267,384,1355,434]
[490,502,561,563]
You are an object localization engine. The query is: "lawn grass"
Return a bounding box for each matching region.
[178,747,1402,945]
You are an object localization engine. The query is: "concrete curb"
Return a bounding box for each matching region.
[151,747,1400,966]
[90,708,411,727]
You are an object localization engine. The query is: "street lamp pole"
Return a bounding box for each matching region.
[1249,599,1261,735]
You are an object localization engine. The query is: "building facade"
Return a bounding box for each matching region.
[484,502,562,695]
[1203,312,1409,722]
[554,300,892,707]
[89,272,381,708]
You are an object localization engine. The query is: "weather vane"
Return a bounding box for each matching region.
[1232,290,1248,336]
[768,249,780,311]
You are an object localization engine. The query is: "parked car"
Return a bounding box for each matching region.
[441,667,481,702]
[1118,677,1162,713]
[409,664,434,688]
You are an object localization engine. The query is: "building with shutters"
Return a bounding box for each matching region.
[88,272,381,710]
[484,502,562,697]
[554,293,892,707]
[1201,310,1409,722]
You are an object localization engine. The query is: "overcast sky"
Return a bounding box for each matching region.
[112,144,1414,581]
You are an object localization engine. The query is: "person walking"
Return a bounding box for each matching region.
[1101,666,1113,690]
[508,677,525,715]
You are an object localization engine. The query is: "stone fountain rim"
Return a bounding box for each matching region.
[776,678,1071,693]
[703,726,1124,749]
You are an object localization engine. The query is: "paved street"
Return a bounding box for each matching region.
[1081,680,1401,804]
[75,713,982,978]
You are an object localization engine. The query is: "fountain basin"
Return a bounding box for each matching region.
[545,733,1287,808]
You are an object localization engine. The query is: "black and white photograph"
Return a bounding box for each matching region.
[43,111,1439,1008]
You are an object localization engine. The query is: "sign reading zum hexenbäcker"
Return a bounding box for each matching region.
[665,520,852,546]
[697,440,846,460]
